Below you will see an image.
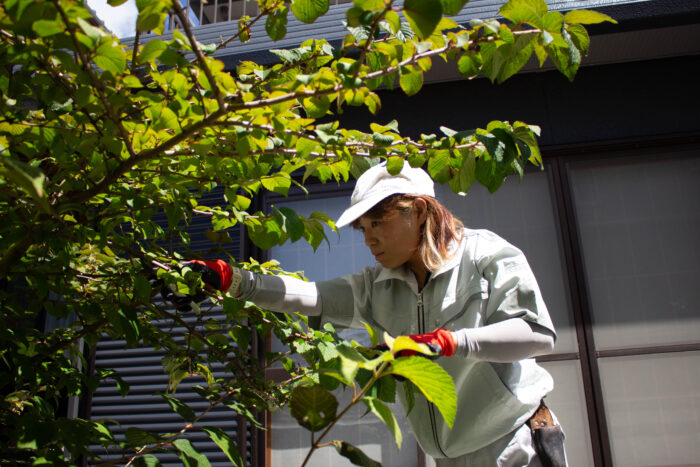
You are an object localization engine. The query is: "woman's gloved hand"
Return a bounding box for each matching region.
[158,260,242,311]
[374,328,456,359]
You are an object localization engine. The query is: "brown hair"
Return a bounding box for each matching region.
[351,194,464,272]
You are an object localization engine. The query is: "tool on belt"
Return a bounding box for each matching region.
[528,400,567,467]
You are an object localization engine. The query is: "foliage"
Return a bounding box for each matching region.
[0,0,613,464]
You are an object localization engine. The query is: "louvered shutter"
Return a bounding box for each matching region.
[88,188,257,465]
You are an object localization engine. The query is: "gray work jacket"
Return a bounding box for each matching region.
[316,228,556,458]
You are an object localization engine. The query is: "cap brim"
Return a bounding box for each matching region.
[335,193,392,228]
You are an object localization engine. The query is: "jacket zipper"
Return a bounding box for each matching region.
[417,291,448,458]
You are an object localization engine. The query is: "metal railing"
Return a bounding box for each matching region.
[165,0,351,30]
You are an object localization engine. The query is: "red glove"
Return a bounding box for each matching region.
[375,329,455,358]
[405,329,456,357]
[184,260,232,292]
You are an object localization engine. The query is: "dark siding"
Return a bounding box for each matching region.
[89,188,251,465]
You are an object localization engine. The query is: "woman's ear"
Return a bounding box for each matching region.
[414,197,428,224]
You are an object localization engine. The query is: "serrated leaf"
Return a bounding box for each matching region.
[289,385,338,432]
[363,397,402,449]
[389,357,456,428]
[202,427,243,466]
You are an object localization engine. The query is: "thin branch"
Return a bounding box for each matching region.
[51,0,137,160]
[171,0,225,110]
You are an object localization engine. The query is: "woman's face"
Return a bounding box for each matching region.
[356,199,427,274]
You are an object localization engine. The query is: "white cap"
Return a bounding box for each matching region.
[335,161,435,228]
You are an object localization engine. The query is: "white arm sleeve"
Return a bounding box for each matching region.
[235,269,322,316]
[451,319,555,362]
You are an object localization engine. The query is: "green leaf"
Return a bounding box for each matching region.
[77,17,107,41]
[448,150,476,195]
[399,68,423,96]
[173,438,212,467]
[439,0,468,16]
[32,20,64,37]
[147,104,178,131]
[291,0,329,24]
[134,275,152,302]
[125,427,162,447]
[202,427,244,467]
[567,23,590,55]
[332,441,381,467]
[390,357,456,428]
[266,6,288,41]
[427,149,449,181]
[138,39,168,64]
[499,0,547,28]
[273,206,304,242]
[457,52,480,78]
[363,397,402,449]
[302,95,332,118]
[362,321,379,348]
[161,394,196,420]
[386,156,404,175]
[403,0,442,40]
[132,455,162,467]
[564,9,617,25]
[94,41,126,74]
[0,157,50,213]
[261,174,292,196]
[289,385,338,432]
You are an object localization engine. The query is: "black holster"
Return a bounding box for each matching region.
[527,400,567,467]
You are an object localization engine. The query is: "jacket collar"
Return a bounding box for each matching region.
[373,229,467,292]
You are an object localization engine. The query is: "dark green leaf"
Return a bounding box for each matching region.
[125,427,162,447]
[363,397,402,448]
[332,441,381,467]
[289,385,338,432]
[403,0,442,40]
[202,427,244,466]
[173,438,212,467]
[266,7,288,41]
[161,394,196,421]
[439,0,468,16]
[274,206,305,242]
[132,455,162,467]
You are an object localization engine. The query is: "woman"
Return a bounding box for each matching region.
[177,162,566,466]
